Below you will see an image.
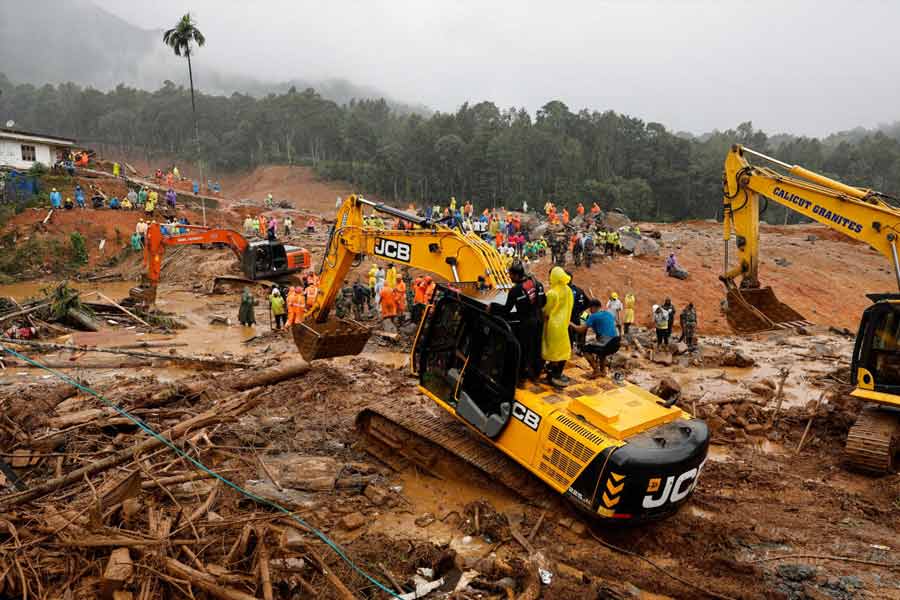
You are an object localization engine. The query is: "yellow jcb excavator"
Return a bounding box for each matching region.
[293,195,709,522]
[722,144,900,472]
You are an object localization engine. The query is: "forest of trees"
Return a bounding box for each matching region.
[3,73,900,222]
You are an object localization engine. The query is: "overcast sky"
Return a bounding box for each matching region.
[94,0,900,137]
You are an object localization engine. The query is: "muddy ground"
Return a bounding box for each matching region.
[0,165,898,598]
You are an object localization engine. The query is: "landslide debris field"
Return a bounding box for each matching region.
[0,169,899,598]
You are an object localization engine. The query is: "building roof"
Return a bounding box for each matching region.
[0,128,76,146]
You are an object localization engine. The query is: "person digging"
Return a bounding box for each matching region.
[569,299,621,378]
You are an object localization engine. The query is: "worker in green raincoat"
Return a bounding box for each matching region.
[238,288,257,326]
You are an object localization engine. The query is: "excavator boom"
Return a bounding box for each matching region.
[293,195,511,361]
[722,145,900,331]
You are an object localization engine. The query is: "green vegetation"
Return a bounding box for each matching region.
[163,13,206,142]
[3,73,900,222]
[69,232,88,265]
[27,162,47,177]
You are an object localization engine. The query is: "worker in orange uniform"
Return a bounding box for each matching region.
[304,280,318,309]
[591,202,601,216]
[412,275,426,323]
[562,208,570,225]
[576,203,585,216]
[394,277,407,320]
[285,287,305,329]
[424,276,436,303]
[380,285,398,329]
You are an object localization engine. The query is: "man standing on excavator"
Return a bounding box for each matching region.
[491,261,545,385]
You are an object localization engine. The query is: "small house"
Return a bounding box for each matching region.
[0,128,76,170]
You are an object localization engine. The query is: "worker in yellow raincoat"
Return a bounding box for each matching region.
[542,266,573,387]
[624,293,636,335]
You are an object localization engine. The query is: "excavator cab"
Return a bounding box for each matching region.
[242,241,310,280]
[851,296,900,403]
[415,286,519,438]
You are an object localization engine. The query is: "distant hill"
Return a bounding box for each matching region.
[0,0,426,113]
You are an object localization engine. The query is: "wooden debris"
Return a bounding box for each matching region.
[101,547,133,598]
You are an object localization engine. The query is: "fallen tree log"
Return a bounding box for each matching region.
[163,557,261,600]
[0,386,273,510]
[0,338,249,368]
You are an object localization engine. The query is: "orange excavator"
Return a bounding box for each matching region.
[131,222,311,305]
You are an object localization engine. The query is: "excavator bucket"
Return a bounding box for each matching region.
[292,319,372,361]
[725,286,809,333]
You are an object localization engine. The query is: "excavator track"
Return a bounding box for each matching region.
[844,405,900,474]
[356,400,552,506]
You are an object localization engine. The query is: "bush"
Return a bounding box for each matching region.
[70,232,88,265]
[28,162,47,177]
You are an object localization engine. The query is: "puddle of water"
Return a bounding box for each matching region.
[0,280,136,303]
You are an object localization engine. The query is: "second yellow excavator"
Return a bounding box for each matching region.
[722,144,900,472]
[293,195,709,523]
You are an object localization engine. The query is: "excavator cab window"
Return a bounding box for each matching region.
[853,301,900,392]
[417,293,519,439]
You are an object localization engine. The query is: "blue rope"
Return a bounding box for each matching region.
[0,344,402,599]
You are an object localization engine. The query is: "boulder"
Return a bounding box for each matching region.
[651,377,681,402]
[720,350,755,368]
[672,342,690,355]
[633,238,660,257]
[602,211,631,230]
[618,231,641,254]
[363,483,391,506]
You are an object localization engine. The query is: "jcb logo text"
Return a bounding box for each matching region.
[373,239,411,263]
[512,402,541,431]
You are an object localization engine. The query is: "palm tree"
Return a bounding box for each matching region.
[163,13,206,140]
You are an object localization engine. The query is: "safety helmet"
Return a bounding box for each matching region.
[611,292,619,299]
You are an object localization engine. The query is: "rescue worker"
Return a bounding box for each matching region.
[137,186,148,209]
[270,288,287,329]
[238,288,257,326]
[680,302,698,349]
[423,276,436,304]
[653,304,671,348]
[394,277,407,320]
[113,162,120,178]
[352,278,370,320]
[50,188,61,209]
[64,196,74,210]
[304,279,318,309]
[412,275,426,324]
[286,286,305,328]
[583,231,594,268]
[380,285,398,329]
[265,193,274,208]
[491,261,545,383]
[606,292,623,335]
[623,292,636,334]
[576,202,585,217]
[608,229,620,257]
[374,266,386,309]
[74,185,85,209]
[126,188,138,209]
[590,202,601,216]
[335,281,353,318]
[284,216,293,237]
[386,264,398,288]
[561,208,570,225]
[367,264,378,309]
[570,299,621,378]
[542,266,574,387]
[662,297,676,342]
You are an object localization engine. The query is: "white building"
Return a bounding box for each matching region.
[0,128,76,170]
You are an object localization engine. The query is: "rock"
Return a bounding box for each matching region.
[260,454,342,491]
[618,231,641,254]
[364,483,390,506]
[602,211,631,230]
[745,423,766,434]
[652,352,674,366]
[672,342,689,355]
[720,350,755,368]
[806,234,818,242]
[339,512,367,531]
[777,564,816,582]
[651,377,681,402]
[774,257,791,267]
[209,315,231,326]
[761,377,777,389]
[633,237,660,257]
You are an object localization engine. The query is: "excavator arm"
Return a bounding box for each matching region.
[722,144,900,331]
[135,224,251,305]
[295,194,512,359]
